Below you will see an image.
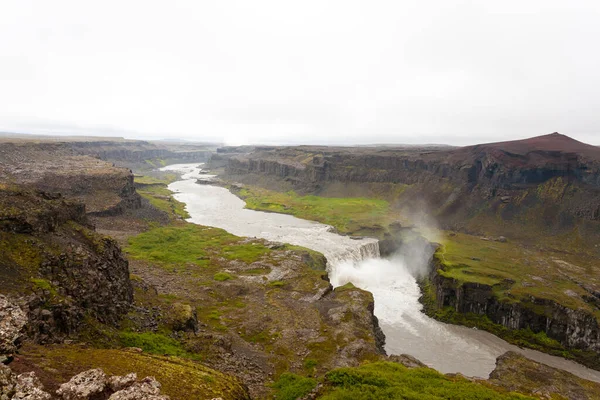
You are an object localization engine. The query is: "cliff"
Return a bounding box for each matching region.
[0,141,142,216]
[225,133,600,250]
[0,186,133,345]
[423,248,600,369]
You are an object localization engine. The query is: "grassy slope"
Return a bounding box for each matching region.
[123,223,377,372]
[272,362,535,400]
[16,344,250,400]
[237,186,395,236]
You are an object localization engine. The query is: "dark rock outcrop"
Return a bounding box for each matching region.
[0,188,133,344]
[425,254,600,366]
[0,297,27,363]
[225,134,600,240]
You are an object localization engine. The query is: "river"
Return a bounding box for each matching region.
[161,163,600,382]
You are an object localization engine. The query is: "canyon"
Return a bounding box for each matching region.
[1,133,600,399]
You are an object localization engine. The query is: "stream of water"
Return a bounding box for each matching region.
[161,163,600,382]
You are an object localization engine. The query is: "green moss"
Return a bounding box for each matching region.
[119,331,201,361]
[126,224,271,267]
[140,193,190,220]
[30,278,58,297]
[334,282,357,292]
[134,174,178,185]
[304,358,318,370]
[437,232,597,313]
[319,362,534,399]
[271,373,317,400]
[213,272,234,281]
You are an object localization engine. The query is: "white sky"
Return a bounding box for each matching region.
[0,0,599,146]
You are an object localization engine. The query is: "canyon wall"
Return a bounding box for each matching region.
[0,187,133,345]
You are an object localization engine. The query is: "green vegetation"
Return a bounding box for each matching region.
[30,278,58,297]
[134,174,178,185]
[237,187,394,235]
[271,373,317,400]
[119,331,201,360]
[126,224,271,267]
[317,362,533,400]
[144,158,167,168]
[134,175,190,220]
[214,272,234,281]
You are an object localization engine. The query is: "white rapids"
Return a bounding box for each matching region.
[161,163,600,382]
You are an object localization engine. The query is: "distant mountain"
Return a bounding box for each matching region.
[452,132,600,162]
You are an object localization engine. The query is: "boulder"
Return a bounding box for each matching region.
[56,369,108,400]
[13,372,51,400]
[0,296,27,362]
[0,364,16,400]
[55,369,169,400]
[164,303,197,333]
[108,377,169,400]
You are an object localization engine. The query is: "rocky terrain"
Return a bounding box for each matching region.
[3,134,600,399]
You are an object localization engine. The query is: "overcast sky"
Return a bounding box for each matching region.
[1,1,599,146]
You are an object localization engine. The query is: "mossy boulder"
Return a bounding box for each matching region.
[163,303,197,333]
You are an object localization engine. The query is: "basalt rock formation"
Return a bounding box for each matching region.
[425,253,600,368]
[0,186,133,344]
[225,133,600,250]
[0,141,141,216]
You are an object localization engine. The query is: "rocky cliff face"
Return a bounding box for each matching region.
[227,134,600,193]
[67,140,213,164]
[425,253,600,368]
[0,187,133,345]
[225,134,600,250]
[0,141,142,216]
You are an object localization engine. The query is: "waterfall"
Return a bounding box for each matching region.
[326,240,380,270]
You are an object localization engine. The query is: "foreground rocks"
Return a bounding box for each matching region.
[0,297,27,363]
[0,365,170,400]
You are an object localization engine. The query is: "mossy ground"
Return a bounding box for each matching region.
[272,362,535,400]
[13,344,249,400]
[236,186,395,236]
[489,352,600,400]
[126,223,271,266]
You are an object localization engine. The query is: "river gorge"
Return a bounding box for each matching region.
[163,163,600,383]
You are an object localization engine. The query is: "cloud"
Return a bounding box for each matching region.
[0,0,599,145]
